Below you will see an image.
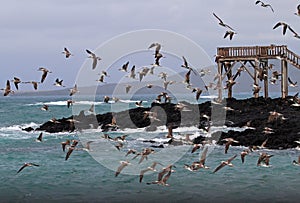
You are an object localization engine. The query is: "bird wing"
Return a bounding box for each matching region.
[115,162,127,177]
[257,153,265,165]
[65,147,74,161]
[196,90,202,100]
[225,142,231,154]
[191,145,200,153]
[157,168,169,181]
[199,147,208,165]
[273,22,283,30]
[255,1,261,5]
[86,49,93,55]
[227,154,237,163]
[182,56,188,67]
[37,132,43,141]
[92,58,98,70]
[288,77,295,85]
[139,168,151,182]
[213,12,223,24]
[261,138,268,148]
[30,163,39,167]
[41,72,48,83]
[283,24,288,35]
[17,164,28,173]
[162,170,172,184]
[241,153,245,163]
[138,155,147,164]
[224,31,230,39]
[288,26,298,36]
[6,80,11,91]
[148,43,156,49]
[213,162,225,173]
[267,4,274,12]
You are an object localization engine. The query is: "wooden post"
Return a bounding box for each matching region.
[217,61,223,101]
[281,59,288,98]
[254,60,259,98]
[263,64,268,98]
[227,63,233,98]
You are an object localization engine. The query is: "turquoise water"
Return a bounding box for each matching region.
[0,94,299,202]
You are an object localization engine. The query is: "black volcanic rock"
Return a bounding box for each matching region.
[33,96,300,149]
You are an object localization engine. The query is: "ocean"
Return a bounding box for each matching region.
[0,93,299,203]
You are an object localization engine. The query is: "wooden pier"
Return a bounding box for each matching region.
[215,45,300,100]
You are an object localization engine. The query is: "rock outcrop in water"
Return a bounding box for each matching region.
[33,96,300,149]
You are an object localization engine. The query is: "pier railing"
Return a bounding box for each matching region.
[217,45,300,69]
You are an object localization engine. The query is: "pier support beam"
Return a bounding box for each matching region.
[217,62,223,101]
[226,63,233,98]
[260,60,269,99]
[281,59,288,99]
[254,60,259,98]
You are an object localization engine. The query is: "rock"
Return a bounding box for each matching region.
[32,96,300,149]
[22,127,34,132]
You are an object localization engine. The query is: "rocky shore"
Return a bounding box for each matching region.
[30,96,300,149]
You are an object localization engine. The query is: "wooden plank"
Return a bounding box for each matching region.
[281,59,288,98]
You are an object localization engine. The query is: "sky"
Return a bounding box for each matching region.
[0,0,299,94]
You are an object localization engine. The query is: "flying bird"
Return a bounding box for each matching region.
[2,80,14,96]
[240,149,250,163]
[148,42,161,56]
[273,22,300,38]
[255,1,274,12]
[224,30,237,40]
[125,149,137,157]
[119,61,129,72]
[146,164,175,186]
[222,138,239,154]
[288,77,298,87]
[252,84,261,95]
[62,47,73,58]
[23,81,39,90]
[185,147,209,171]
[86,49,101,70]
[135,100,143,107]
[213,154,237,173]
[184,70,191,85]
[53,78,65,87]
[125,85,132,93]
[38,67,51,83]
[11,77,21,90]
[65,140,79,161]
[115,161,130,177]
[128,65,136,79]
[36,132,43,142]
[132,148,155,164]
[69,84,79,96]
[181,56,196,74]
[96,74,105,83]
[213,13,235,31]
[257,152,274,166]
[61,139,71,152]
[139,162,161,183]
[192,88,203,101]
[17,163,39,173]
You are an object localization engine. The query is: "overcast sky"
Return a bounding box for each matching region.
[0,0,299,93]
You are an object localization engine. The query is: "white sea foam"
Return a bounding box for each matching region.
[26,99,147,106]
[0,122,40,132]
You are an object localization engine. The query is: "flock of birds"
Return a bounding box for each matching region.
[4,1,300,187]
[213,1,300,40]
